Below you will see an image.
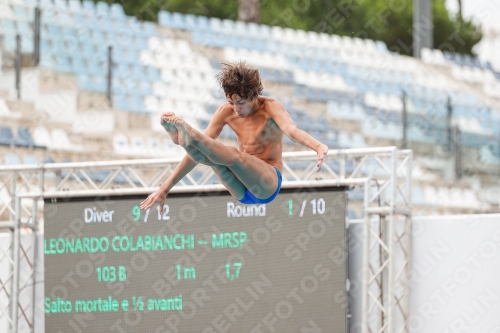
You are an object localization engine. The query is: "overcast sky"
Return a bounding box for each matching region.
[445,0,500,32]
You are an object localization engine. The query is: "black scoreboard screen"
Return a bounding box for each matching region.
[44,187,347,332]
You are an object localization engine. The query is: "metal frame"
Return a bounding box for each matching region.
[0,147,412,333]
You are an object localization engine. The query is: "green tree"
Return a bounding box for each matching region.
[258,0,481,56]
[111,0,238,22]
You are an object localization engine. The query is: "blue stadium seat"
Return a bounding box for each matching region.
[171,12,186,30]
[259,25,271,39]
[55,55,71,72]
[113,94,128,110]
[122,80,138,96]
[142,21,157,36]
[281,70,294,84]
[40,54,57,70]
[145,67,161,81]
[88,58,107,76]
[199,119,209,130]
[138,81,153,96]
[110,3,125,19]
[184,14,197,30]
[54,0,68,10]
[95,1,110,17]
[82,0,95,14]
[127,17,143,37]
[4,34,34,53]
[263,39,278,53]
[158,11,172,27]
[211,31,231,48]
[77,74,91,90]
[44,24,61,39]
[246,22,260,38]
[412,186,427,206]
[13,6,33,22]
[40,38,51,53]
[0,19,17,35]
[293,85,308,99]
[375,40,388,53]
[206,104,217,115]
[79,75,107,92]
[68,0,83,13]
[72,57,89,75]
[39,0,54,9]
[72,13,86,27]
[90,76,107,93]
[16,127,40,148]
[4,153,21,165]
[111,19,129,35]
[209,17,222,32]
[481,145,500,163]
[43,157,56,164]
[23,155,38,165]
[220,19,234,32]
[0,126,15,145]
[129,95,145,112]
[124,50,138,63]
[192,30,210,45]
[60,25,77,38]
[111,46,126,64]
[90,30,106,44]
[195,15,209,31]
[115,63,131,78]
[131,66,147,81]
[82,43,96,59]
[112,78,126,96]
[131,35,147,49]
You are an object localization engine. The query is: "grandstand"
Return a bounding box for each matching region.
[1,0,500,218]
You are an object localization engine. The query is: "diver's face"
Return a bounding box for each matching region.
[227,94,253,118]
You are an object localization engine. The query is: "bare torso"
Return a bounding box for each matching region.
[220,97,283,172]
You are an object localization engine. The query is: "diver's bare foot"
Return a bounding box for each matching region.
[161,112,179,145]
[169,115,193,148]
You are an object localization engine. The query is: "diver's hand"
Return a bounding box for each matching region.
[315,143,328,172]
[140,187,168,213]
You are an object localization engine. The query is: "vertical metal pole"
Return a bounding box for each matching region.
[33,7,41,66]
[402,92,407,149]
[404,214,412,333]
[447,96,453,154]
[387,148,398,333]
[30,168,44,333]
[454,126,461,179]
[362,179,370,333]
[340,155,346,179]
[107,45,113,107]
[405,150,413,333]
[11,196,21,333]
[15,35,21,100]
[10,175,17,223]
[406,150,413,212]
[9,175,16,333]
[379,215,385,329]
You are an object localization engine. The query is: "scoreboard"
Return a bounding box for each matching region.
[44,186,347,332]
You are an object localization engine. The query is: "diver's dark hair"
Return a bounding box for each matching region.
[216,61,263,101]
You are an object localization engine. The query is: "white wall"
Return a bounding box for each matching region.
[348,214,500,333]
[410,214,500,332]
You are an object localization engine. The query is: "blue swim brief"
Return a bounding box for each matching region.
[237,167,282,205]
